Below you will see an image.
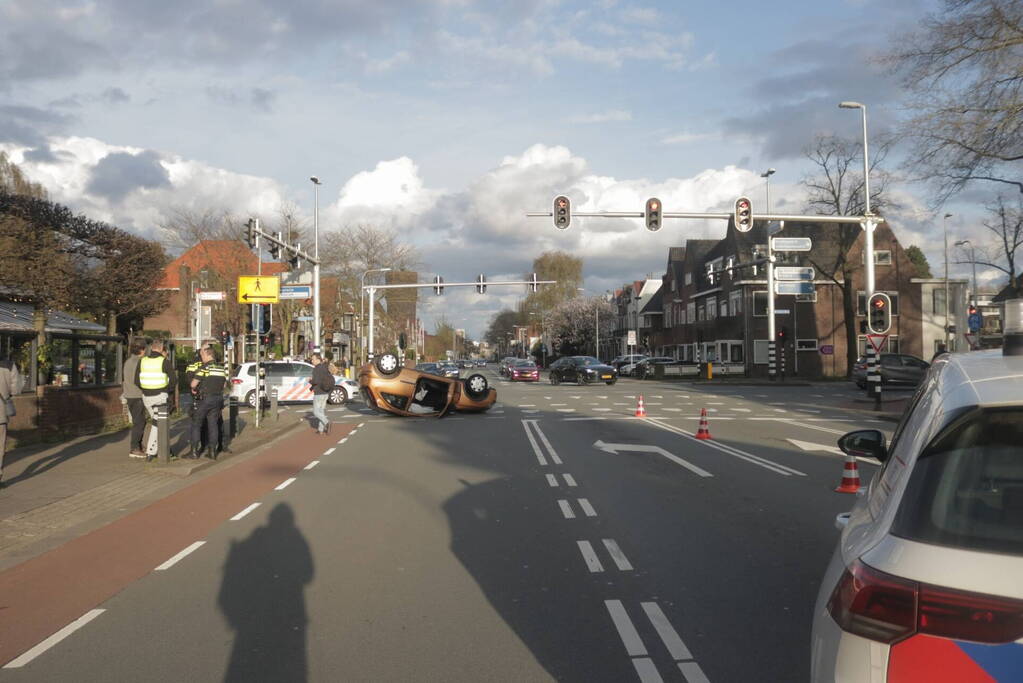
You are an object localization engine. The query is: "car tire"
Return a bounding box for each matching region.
[245,390,257,408]
[328,387,347,405]
[375,353,401,377]
[464,373,489,400]
[605,379,617,385]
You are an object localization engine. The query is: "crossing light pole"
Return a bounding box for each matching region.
[361,267,391,363]
[310,176,322,355]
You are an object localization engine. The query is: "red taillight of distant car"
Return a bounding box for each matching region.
[828,560,1023,645]
[231,378,243,385]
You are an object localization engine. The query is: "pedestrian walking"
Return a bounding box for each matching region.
[309,353,333,435]
[0,355,25,488]
[135,339,176,460]
[122,339,148,458]
[189,346,227,459]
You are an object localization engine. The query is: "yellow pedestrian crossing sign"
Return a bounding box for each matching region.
[237,276,280,303]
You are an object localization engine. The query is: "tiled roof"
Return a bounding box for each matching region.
[159,240,288,289]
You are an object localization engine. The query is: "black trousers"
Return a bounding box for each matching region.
[127,398,146,451]
[191,396,224,454]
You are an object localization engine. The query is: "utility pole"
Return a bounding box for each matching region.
[310,176,322,355]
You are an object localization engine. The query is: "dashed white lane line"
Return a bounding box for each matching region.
[230,502,261,521]
[563,474,578,487]
[523,420,548,466]
[564,417,608,421]
[602,539,634,571]
[523,409,540,414]
[641,602,693,661]
[614,402,629,406]
[578,498,597,517]
[558,499,576,519]
[155,541,206,571]
[678,662,711,683]
[577,541,605,573]
[304,460,320,470]
[594,408,612,412]
[358,422,365,427]
[797,409,822,414]
[518,404,536,407]
[663,408,681,412]
[557,408,576,413]
[731,408,752,412]
[707,402,724,405]
[551,403,568,407]
[275,477,297,491]
[546,474,559,487]
[605,600,646,655]
[531,422,564,465]
[633,658,664,683]
[3,609,107,669]
[323,447,335,455]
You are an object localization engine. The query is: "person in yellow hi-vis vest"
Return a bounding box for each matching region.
[134,339,176,460]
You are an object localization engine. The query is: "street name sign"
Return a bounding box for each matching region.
[774,281,815,295]
[280,285,313,300]
[237,276,280,303]
[771,237,812,252]
[197,291,226,301]
[774,266,815,281]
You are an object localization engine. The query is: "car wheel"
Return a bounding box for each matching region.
[464,373,489,399]
[375,353,401,377]
[245,390,257,408]
[580,375,591,385]
[605,379,617,385]
[328,387,347,405]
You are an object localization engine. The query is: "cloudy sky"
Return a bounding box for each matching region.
[0,0,993,337]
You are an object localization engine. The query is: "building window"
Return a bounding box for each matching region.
[730,343,744,363]
[671,279,676,292]
[685,272,692,286]
[697,303,705,321]
[720,297,729,318]
[753,340,769,364]
[933,288,951,315]
[862,250,893,265]
[796,339,818,352]
[707,298,717,320]
[730,290,742,315]
[753,291,768,317]
[687,302,695,323]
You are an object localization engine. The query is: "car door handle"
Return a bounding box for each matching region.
[834,512,851,530]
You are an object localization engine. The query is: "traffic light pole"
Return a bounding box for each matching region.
[362,279,557,360]
[766,239,777,381]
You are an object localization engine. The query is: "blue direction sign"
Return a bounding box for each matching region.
[771,237,812,252]
[280,285,313,300]
[774,281,815,295]
[774,266,815,281]
[968,312,983,332]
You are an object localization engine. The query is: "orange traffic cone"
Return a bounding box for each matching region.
[834,453,861,493]
[635,395,647,417]
[695,408,712,440]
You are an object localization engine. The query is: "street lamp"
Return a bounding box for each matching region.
[838,101,875,297]
[310,176,322,354]
[361,267,392,363]
[944,213,953,351]
[760,168,776,214]
[954,239,978,308]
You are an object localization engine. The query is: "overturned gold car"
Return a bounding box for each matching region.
[358,353,496,417]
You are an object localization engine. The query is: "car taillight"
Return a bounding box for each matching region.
[828,560,1023,645]
[231,379,243,385]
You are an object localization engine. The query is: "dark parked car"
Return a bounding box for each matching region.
[548,356,618,385]
[851,353,930,388]
[611,354,647,372]
[633,356,678,379]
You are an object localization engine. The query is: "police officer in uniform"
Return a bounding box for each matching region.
[185,347,209,451]
[189,346,227,459]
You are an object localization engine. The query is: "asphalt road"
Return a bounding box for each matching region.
[0,370,896,682]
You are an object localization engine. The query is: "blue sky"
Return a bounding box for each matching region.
[3,0,993,338]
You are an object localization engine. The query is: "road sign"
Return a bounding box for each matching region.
[867,334,888,354]
[774,281,815,295]
[774,309,791,315]
[771,237,812,252]
[237,276,280,303]
[627,330,637,346]
[197,291,226,301]
[774,266,815,281]
[295,316,313,321]
[279,285,312,300]
[964,333,978,350]
[968,312,982,332]
[820,344,834,355]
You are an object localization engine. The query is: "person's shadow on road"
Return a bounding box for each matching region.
[218,503,314,683]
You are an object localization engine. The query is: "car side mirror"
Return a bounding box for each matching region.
[837,429,888,463]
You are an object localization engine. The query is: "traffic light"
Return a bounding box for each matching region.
[734,197,753,232]
[553,195,571,230]
[220,330,229,346]
[777,326,789,344]
[475,274,487,294]
[433,276,444,295]
[867,292,892,334]
[529,272,540,293]
[260,304,272,334]
[244,218,259,249]
[645,197,662,232]
[268,232,282,259]
[706,261,715,286]
[288,243,302,268]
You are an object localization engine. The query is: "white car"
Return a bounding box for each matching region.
[810,335,1023,681]
[229,361,359,408]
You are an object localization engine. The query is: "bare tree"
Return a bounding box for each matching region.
[880,0,1023,204]
[800,134,895,375]
[962,195,1023,297]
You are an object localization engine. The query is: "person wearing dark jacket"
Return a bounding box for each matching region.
[121,339,148,458]
[189,346,227,460]
[309,354,333,435]
[135,339,177,459]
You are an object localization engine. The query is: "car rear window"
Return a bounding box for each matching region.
[892,407,1023,556]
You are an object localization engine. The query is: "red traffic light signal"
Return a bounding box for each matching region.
[734,197,753,232]
[645,197,662,231]
[867,292,892,334]
[553,195,571,230]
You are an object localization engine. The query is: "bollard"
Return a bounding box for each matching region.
[156,403,170,464]
[229,396,239,439]
[270,387,279,422]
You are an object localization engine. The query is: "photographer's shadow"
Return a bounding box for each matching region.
[218,503,314,683]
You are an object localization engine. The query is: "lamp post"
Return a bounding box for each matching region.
[360,267,391,363]
[944,213,953,351]
[760,168,776,214]
[954,239,978,308]
[838,102,875,297]
[310,176,322,354]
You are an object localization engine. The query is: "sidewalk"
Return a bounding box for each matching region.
[0,401,320,571]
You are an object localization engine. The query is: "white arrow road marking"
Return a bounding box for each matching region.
[643,420,806,477]
[786,439,880,466]
[593,440,713,478]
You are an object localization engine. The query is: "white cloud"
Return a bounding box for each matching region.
[660,131,716,145]
[568,110,633,124]
[332,157,443,229]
